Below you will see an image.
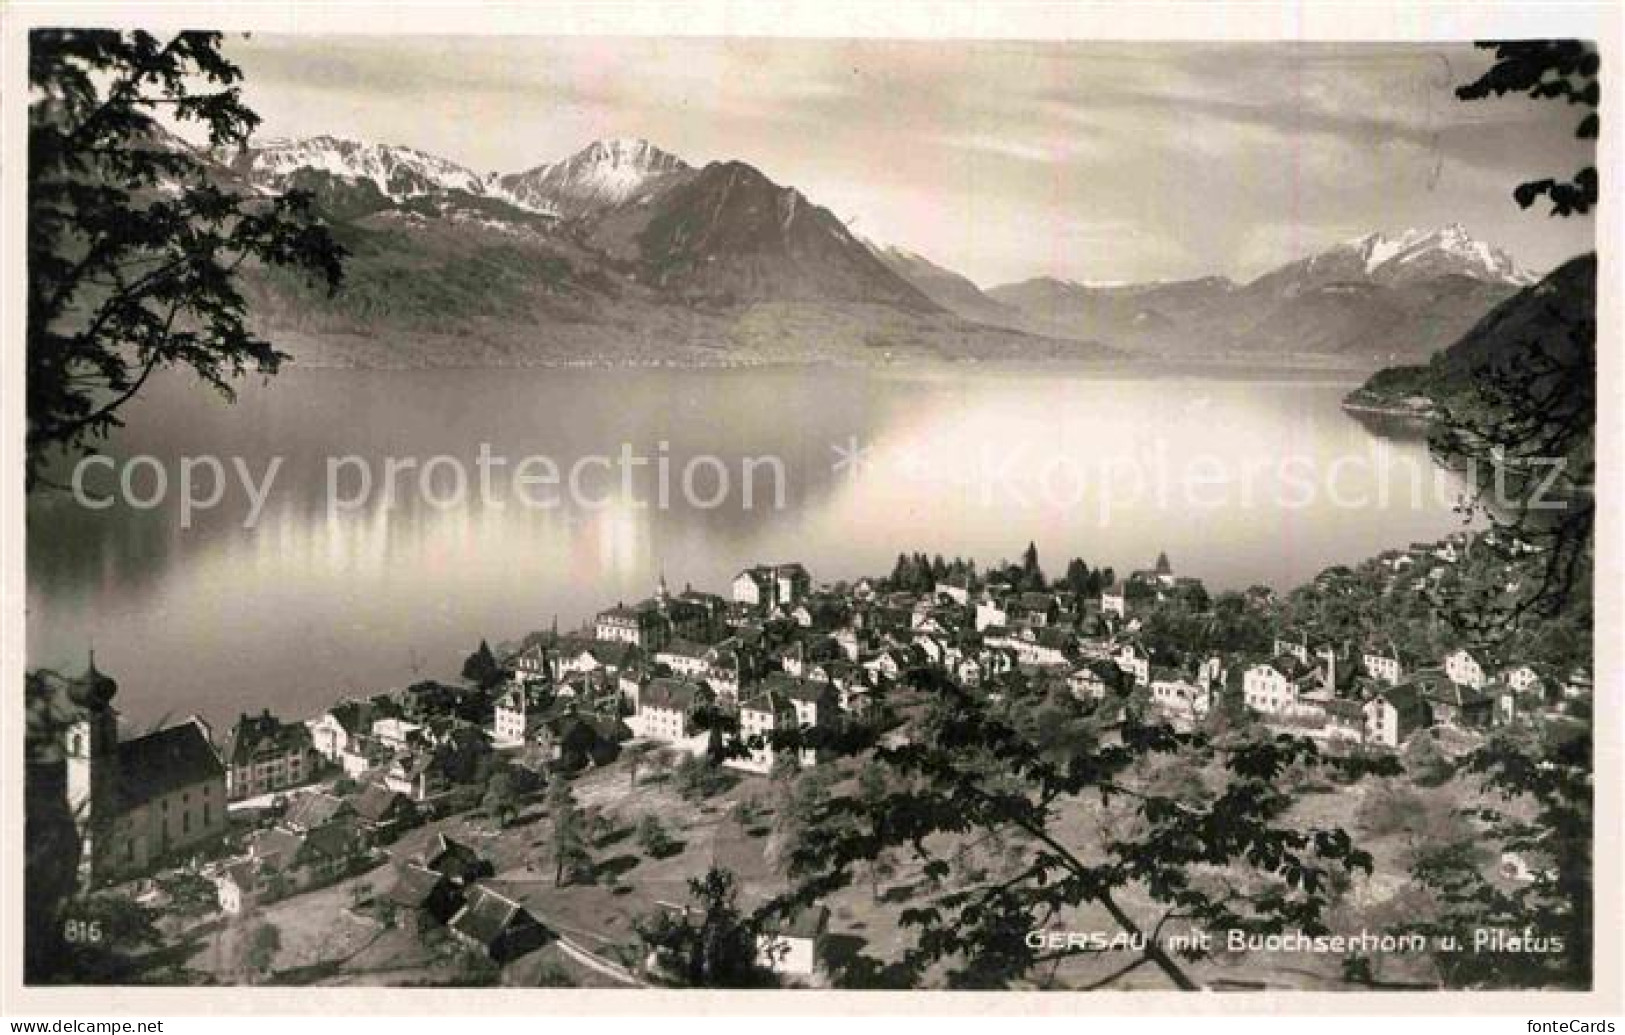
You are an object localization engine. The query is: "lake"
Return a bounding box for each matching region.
[26,363,1472,730]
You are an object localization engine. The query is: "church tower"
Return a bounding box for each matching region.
[64,652,121,872]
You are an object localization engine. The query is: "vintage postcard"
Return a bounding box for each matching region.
[3,0,1619,1019]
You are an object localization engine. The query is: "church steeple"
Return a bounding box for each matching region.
[65,650,121,863]
[71,649,118,712]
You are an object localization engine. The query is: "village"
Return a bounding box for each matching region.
[27,533,1595,988]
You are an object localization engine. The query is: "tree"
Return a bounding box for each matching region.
[1405,725,1591,988]
[1429,43,1597,632]
[27,30,345,491]
[1457,41,1598,216]
[1019,541,1045,591]
[548,781,592,887]
[1371,48,1599,991]
[482,769,520,828]
[1061,557,1092,597]
[634,867,768,988]
[636,814,676,859]
[1401,732,1456,789]
[767,767,834,878]
[673,752,729,802]
[238,920,282,983]
[623,741,654,790]
[767,683,1392,990]
[461,639,504,690]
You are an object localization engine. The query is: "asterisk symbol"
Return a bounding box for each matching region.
[830,435,873,482]
[892,444,929,480]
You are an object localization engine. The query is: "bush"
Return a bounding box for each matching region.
[1402,733,1456,787]
[673,754,732,801]
[636,814,677,859]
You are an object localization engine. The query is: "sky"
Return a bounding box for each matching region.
[222,35,1596,287]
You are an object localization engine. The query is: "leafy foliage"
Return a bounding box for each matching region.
[482,768,521,828]
[1457,41,1599,216]
[636,814,678,859]
[27,30,345,490]
[1401,724,1591,988]
[461,639,504,690]
[634,867,771,987]
[237,920,282,982]
[547,779,593,886]
[761,677,1394,989]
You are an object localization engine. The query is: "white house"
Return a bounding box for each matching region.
[756,904,829,980]
[974,599,1009,632]
[1149,677,1210,725]
[1243,657,1317,715]
[1363,685,1431,749]
[491,682,552,747]
[372,718,424,752]
[627,678,707,753]
[1100,583,1127,619]
[1114,643,1151,687]
[654,640,712,679]
[1443,648,1489,690]
[1361,644,1407,687]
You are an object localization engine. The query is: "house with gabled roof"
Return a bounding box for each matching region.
[281,789,353,833]
[307,695,401,763]
[655,638,713,679]
[1500,662,1559,702]
[1443,647,1491,690]
[508,641,557,684]
[492,680,554,747]
[1113,641,1152,686]
[729,676,835,774]
[419,833,493,887]
[757,904,830,979]
[1417,671,1494,729]
[385,862,463,930]
[1363,684,1432,749]
[1360,641,1411,687]
[1242,655,1319,715]
[732,563,811,610]
[218,816,367,913]
[1148,675,1211,726]
[352,782,418,841]
[1067,659,1123,701]
[448,885,548,963]
[629,677,709,750]
[223,709,317,801]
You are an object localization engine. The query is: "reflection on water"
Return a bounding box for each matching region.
[27,365,1473,729]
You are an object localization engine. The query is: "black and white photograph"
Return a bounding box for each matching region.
[4,0,1619,1018]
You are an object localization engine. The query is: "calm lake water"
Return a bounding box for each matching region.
[27,364,1469,730]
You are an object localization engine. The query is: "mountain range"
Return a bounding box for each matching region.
[221,134,1543,369]
[943,224,1533,364]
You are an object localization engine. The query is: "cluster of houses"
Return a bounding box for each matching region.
[565,552,1590,774]
[28,536,1591,977]
[1228,634,1588,748]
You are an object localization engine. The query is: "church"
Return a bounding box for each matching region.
[30,656,228,880]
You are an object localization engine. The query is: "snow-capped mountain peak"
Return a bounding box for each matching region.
[1341,223,1534,285]
[495,137,692,219]
[227,135,493,201]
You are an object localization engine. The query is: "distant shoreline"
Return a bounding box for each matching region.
[278,351,1382,380]
[1338,399,1440,422]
